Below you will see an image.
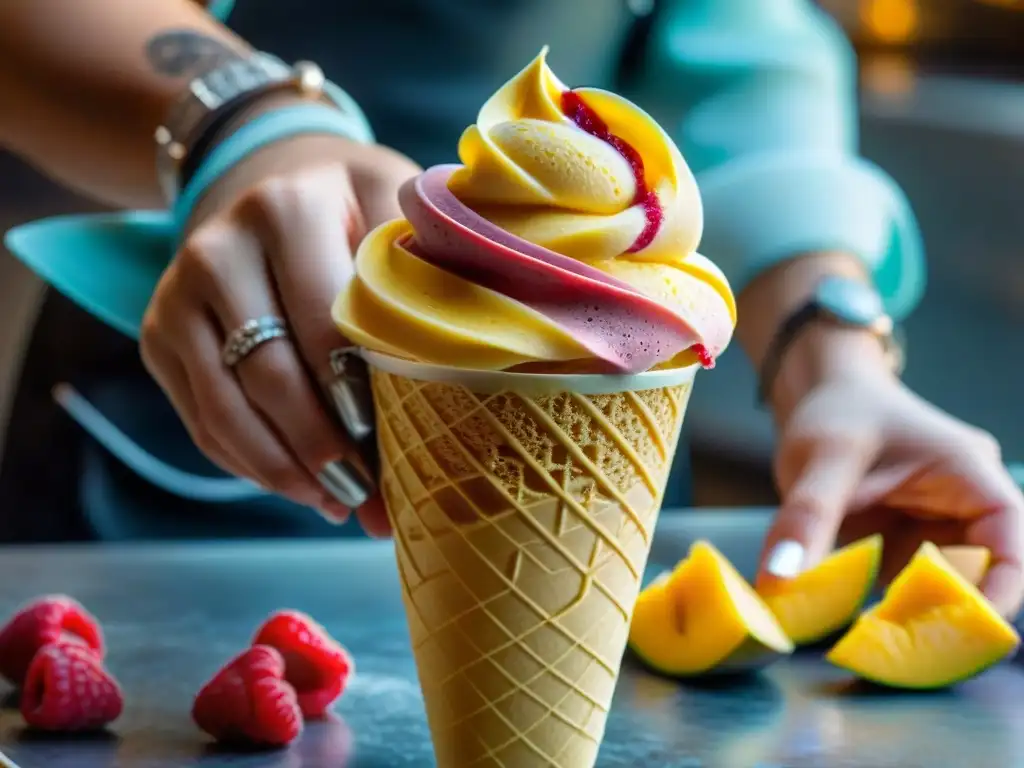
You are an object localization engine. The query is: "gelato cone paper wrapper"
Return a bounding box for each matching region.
[363,351,696,767]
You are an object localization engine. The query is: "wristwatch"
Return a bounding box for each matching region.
[154,51,329,204]
[756,275,905,405]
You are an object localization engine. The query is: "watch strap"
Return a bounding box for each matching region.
[177,90,268,192]
[155,52,293,203]
[171,103,368,238]
[177,72,376,196]
[756,295,904,407]
[756,302,825,406]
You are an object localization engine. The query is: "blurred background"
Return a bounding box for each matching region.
[691,0,1024,504]
[0,0,1022,515]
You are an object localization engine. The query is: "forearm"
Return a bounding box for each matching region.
[645,2,923,391]
[0,0,250,208]
[737,252,894,423]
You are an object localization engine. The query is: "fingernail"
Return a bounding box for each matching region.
[767,540,805,579]
[315,501,350,526]
[318,460,372,509]
[328,349,375,442]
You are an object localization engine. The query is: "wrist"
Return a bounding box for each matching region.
[173,102,369,237]
[181,88,325,190]
[738,251,869,369]
[182,103,357,233]
[769,323,895,422]
[737,251,900,424]
[159,53,363,204]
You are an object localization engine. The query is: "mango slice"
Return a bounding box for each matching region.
[826,542,1019,689]
[938,545,990,586]
[759,535,882,645]
[629,540,794,676]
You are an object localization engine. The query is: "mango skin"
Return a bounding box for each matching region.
[825,542,1020,690]
[630,632,786,678]
[759,535,883,646]
[628,540,793,678]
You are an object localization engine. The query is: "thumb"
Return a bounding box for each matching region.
[757,442,875,588]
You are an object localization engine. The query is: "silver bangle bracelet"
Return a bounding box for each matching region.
[154,53,333,205]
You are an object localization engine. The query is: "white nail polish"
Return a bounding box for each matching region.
[767,540,805,579]
[314,507,346,526]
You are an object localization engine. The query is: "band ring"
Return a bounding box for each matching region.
[222,316,288,368]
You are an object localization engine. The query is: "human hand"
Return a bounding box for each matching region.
[757,368,1024,617]
[140,115,421,535]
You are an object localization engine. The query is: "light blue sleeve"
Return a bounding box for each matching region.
[634,0,925,319]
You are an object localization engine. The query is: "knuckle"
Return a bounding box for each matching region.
[297,430,348,473]
[177,224,234,282]
[784,492,831,521]
[139,298,177,375]
[138,340,161,379]
[249,175,308,220]
[196,392,237,436]
[250,174,292,212]
[176,240,217,283]
[299,162,352,193]
[189,425,222,462]
[971,429,1002,460]
[354,145,421,179]
[140,271,175,341]
[139,310,163,361]
[246,349,296,400]
[248,167,347,223]
[261,463,307,496]
[187,220,235,255]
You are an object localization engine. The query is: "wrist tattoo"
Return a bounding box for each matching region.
[145,29,243,78]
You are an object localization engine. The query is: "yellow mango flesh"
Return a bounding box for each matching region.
[759,535,882,645]
[629,540,794,676]
[938,545,990,586]
[827,542,1019,689]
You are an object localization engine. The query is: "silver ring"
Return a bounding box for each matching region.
[222,316,288,368]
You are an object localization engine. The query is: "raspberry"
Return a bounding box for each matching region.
[0,595,104,687]
[252,610,353,718]
[20,640,122,731]
[192,645,302,747]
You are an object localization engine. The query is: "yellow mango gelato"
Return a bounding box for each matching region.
[334,48,736,374]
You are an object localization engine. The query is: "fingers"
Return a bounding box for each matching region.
[139,155,403,534]
[143,224,352,521]
[242,168,379,493]
[354,495,391,539]
[139,321,249,481]
[758,441,877,588]
[244,166,360,382]
[960,456,1024,618]
[970,502,1024,619]
[860,516,964,587]
[186,315,330,510]
[195,224,356,518]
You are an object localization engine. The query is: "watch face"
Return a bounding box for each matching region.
[816,276,885,326]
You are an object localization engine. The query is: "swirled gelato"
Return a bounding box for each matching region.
[333,48,736,374]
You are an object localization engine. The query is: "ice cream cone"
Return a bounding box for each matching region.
[365,351,696,767]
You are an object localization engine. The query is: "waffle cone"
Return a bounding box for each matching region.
[371,365,693,767]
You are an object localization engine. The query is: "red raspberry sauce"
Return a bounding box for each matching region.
[694,344,714,369]
[562,90,714,370]
[561,90,663,252]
